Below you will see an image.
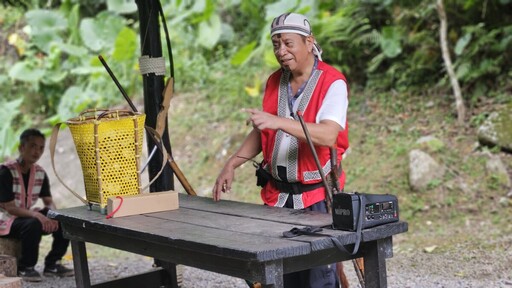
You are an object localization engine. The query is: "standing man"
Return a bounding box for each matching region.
[0,129,73,282]
[213,13,349,288]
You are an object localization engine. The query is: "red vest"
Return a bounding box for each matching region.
[260,61,349,208]
[0,161,45,235]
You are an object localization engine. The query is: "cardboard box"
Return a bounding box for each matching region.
[107,191,179,218]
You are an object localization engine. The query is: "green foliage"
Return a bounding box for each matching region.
[4,4,140,121]
[0,1,144,161]
[453,23,512,105]
[0,99,31,162]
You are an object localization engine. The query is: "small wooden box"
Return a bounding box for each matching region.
[107,191,179,218]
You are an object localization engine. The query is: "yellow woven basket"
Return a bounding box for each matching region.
[66,109,145,209]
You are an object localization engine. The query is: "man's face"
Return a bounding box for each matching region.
[19,136,45,165]
[272,33,313,72]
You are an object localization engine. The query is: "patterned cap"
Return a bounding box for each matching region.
[270,13,323,60]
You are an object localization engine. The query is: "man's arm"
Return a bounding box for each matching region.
[245,79,348,147]
[0,200,37,218]
[245,110,341,146]
[41,196,56,210]
[212,128,262,201]
[0,199,58,233]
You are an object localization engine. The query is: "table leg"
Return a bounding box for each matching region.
[260,260,283,288]
[154,259,181,288]
[71,240,92,288]
[363,237,393,288]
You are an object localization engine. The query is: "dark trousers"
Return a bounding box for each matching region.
[283,197,339,288]
[5,208,69,269]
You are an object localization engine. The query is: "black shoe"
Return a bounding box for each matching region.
[43,263,74,277]
[18,266,43,282]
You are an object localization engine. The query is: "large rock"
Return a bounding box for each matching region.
[415,135,445,153]
[486,154,511,188]
[477,104,512,152]
[408,149,445,191]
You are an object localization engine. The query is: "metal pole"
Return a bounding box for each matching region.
[135,0,174,192]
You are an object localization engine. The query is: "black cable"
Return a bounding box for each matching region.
[156,0,174,80]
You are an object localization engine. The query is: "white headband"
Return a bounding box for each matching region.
[270,13,323,61]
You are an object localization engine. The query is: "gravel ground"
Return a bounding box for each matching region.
[20,235,512,288]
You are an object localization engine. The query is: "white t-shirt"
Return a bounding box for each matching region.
[276,79,348,167]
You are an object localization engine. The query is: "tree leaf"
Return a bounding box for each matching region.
[0,99,23,124]
[8,62,45,82]
[197,13,221,49]
[113,27,137,61]
[57,86,99,121]
[79,18,104,51]
[264,49,280,68]
[380,26,402,58]
[454,33,472,56]
[231,41,257,66]
[79,12,125,52]
[55,42,88,57]
[107,0,138,15]
[26,9,67,35]
[456,62,470,80]
[265,0,297,19]
[31,32,63,54]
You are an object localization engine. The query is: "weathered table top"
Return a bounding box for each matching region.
[49,193,408,288]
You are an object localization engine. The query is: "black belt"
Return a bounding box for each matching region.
[256,165,324,194]
[272,179,324,194]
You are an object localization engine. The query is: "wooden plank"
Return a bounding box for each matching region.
[51,205,345,259]
[178,194,333,227]
[50,204,407,260]
[146,208,359,252]
[57,212,310,261]
[61,224,286,284]
[106,216,311,261]
[178,195,408,238]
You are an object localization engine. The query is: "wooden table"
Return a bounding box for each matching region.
[48,194,408,288]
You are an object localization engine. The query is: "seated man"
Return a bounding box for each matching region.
[0,128,73,282]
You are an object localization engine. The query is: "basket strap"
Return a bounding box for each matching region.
[140,126,168,192]
[50,123,89,205]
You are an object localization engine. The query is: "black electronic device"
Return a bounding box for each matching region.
[331,192,399,231]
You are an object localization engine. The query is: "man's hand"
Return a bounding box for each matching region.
[33,212,59,233]
[212,163,235,202]
[243,108,282,131]
[211,127,263,202]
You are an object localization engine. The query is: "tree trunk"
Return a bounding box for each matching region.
[0,255,17,277]
[437,0,466,125]
[0,275,22,288]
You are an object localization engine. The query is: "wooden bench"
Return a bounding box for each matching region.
[49,194,408,288]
